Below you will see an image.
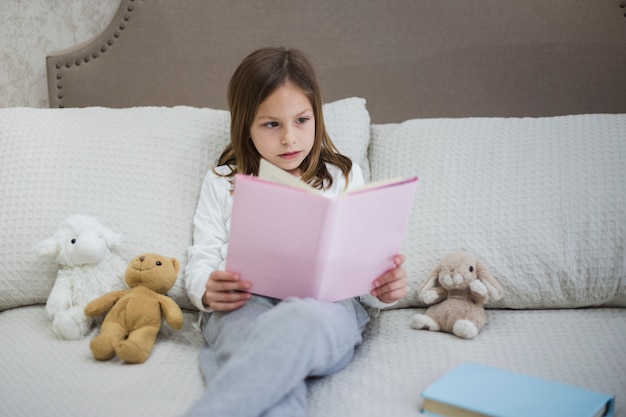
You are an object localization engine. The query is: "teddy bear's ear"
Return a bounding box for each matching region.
[476,259,504,301]
[170,258,180,274]
[33,236,60,259]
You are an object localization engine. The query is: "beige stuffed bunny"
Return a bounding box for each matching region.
[410,251,503,339]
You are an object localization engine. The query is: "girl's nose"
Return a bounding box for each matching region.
[280,126,296,145]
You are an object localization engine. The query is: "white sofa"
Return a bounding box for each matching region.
[1,98,624,417]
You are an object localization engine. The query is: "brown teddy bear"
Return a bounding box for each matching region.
[410,251,503,339]
[84,253,184,363]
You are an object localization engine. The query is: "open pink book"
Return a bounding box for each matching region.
[225,159,419,302]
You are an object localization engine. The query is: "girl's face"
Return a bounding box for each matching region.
[249,81,315,177]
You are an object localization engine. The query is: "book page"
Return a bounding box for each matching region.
[347,176,407,194]
[258,158,317,193]
[259,158,411,196]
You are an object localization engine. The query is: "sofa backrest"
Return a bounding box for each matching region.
[1,103,625,311]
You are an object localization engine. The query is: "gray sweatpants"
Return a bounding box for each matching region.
[182,295,370,417]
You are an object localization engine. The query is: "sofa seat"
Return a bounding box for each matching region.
[1,306,624,416]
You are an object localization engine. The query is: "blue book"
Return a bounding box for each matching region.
[421,362,615,417]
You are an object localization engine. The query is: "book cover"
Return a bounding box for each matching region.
[421,362,615,417]
[225,159,418,302]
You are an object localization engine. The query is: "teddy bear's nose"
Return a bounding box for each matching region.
[139,256,145,262]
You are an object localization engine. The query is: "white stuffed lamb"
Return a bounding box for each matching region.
[34,214,128,340]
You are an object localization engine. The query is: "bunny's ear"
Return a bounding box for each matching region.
[33,236,60,259]
[417,265,442,296]
[476,259,503,301]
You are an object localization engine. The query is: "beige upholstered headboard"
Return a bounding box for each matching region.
[46,0,626,123]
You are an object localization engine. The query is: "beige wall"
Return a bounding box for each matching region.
[0,0,119,108]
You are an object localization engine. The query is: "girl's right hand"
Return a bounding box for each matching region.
[202,270,252,311]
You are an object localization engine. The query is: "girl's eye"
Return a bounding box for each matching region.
[264,121,279,128]
[296,117,310,124]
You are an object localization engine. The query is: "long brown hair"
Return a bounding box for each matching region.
[215,47,352,190]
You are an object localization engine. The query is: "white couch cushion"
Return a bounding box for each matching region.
[0,97,370,310]
[370,114,626,309]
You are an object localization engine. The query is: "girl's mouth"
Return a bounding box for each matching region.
[279,151,301,160]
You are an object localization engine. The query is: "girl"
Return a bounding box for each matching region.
[184,47,407,417]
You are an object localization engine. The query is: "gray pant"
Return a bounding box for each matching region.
[182,295,370,417]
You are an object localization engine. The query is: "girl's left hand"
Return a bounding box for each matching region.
[370,254,408,304]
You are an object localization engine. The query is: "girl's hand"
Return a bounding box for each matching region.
[370,254,408,304]
[202,270,252,311]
